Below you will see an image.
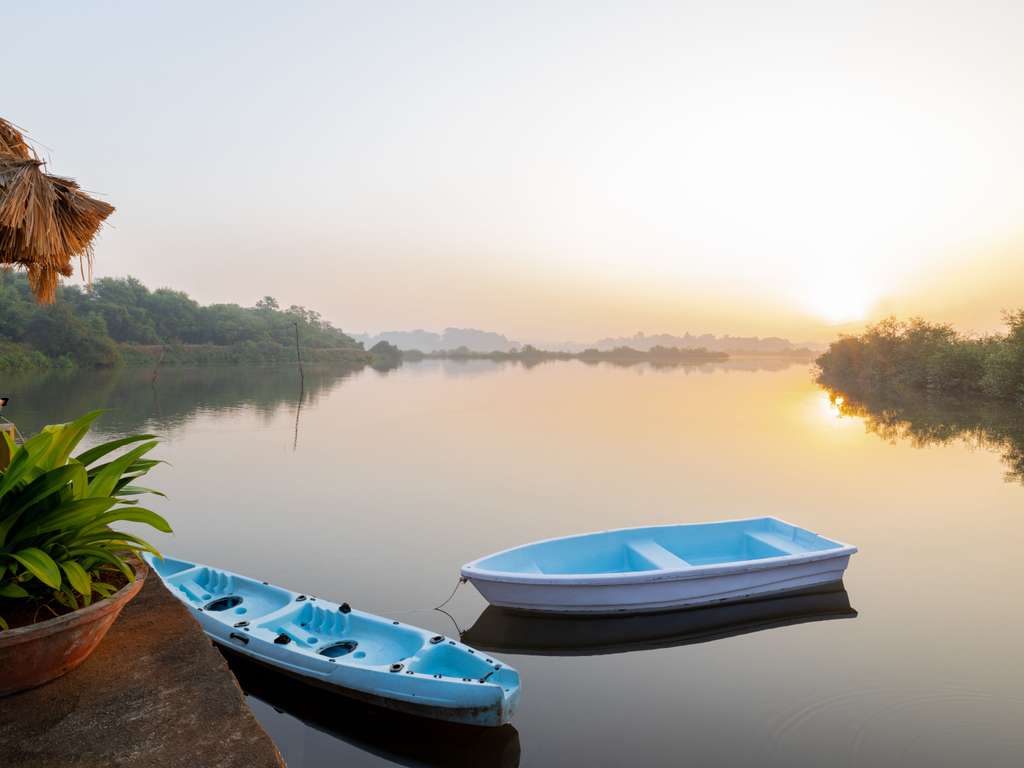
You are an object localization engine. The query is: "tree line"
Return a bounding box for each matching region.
[816,313,1024,402]
[0,273,366,368]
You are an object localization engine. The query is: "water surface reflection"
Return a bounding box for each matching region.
[224,650,521,768]
[4,359,1023,766]
[462,582,856,656]
[823,387,1024,484]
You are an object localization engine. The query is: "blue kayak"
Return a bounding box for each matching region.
[144,554,520,727]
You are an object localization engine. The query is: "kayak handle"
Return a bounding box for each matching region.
[229,632,250,646]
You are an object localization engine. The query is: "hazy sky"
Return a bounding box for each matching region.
[6,1,1024,342]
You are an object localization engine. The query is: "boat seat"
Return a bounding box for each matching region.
[746,532,803,555]
[627,539,690,570]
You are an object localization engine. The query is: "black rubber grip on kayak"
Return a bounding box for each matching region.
[229,633,250,645]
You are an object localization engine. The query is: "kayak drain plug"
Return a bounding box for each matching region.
[390,663,404,673]
[339,603,351,614]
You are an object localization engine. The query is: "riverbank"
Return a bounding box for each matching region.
[0,340,379,371]
[0,574,283,768]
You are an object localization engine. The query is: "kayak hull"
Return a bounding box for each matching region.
[144,554,519,727]
[462,517,857,615]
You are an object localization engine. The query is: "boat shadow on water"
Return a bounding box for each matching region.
[220,648,522,768]
[460,581,857,656]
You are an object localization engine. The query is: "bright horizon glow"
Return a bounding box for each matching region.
[5,2,1024,343]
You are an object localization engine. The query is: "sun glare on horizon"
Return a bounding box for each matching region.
[800,271,876,326]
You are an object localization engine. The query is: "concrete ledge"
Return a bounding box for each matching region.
[0,574,284,768]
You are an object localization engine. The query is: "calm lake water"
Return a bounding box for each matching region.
[5,359,1024,766]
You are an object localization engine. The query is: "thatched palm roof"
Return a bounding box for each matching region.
[0,117,114,303]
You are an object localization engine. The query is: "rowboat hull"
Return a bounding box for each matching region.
[462,517,856,615]
[144,554,519,726]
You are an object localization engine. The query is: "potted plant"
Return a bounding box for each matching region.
[0,410,170,695]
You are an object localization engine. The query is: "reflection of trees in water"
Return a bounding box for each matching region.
[409,356,811,377]
[1,364,365,437]
[826,387,1024,485]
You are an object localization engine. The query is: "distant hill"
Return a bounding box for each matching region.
[542,332,820,355]
[353,328,520,353]
[355,328,819,354]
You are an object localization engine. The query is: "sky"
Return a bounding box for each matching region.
[5,1,1024,343]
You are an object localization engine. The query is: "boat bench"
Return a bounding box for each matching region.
[745,531,804,555]
[627,539,690,570]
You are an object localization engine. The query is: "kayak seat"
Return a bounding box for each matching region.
[262,604,424,664]
[627,539,690,571]
[408,642,494,679]
[167,567,292,619]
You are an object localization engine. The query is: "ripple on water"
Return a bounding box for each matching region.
[766,685,1024,767]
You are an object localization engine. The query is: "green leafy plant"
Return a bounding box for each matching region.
[0,410,170,630]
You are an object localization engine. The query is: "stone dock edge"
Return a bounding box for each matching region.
[0,572,285,767]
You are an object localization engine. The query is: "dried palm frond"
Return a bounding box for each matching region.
[0,117,114,303]
[0,118,32,159]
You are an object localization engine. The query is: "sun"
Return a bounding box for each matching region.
[801,273,874,325]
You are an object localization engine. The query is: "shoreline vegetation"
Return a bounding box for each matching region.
[1,272,816,372]
[816,313,1024,403]
[0,273,374,370]
[816,313,1024,484]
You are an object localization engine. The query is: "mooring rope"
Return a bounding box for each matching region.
[434,575,467,611]
[382,574,468,620]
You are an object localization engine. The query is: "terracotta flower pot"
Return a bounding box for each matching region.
[0,558,148,696]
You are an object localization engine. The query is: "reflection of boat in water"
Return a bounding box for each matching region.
[461,581,856,656]
[222,649,521,768]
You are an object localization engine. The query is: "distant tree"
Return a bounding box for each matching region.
[24,303,120,366]
[369,340,401,358]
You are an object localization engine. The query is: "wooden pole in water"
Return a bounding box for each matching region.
[293,322,304,384]
[292,322,304,451]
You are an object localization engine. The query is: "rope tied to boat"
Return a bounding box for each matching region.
[379,574,467,636]
[434,575,467,611]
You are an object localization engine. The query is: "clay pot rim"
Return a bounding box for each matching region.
[0,556,148,647]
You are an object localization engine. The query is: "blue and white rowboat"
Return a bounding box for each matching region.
[462,517,857,615]
[145,554,520,726]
